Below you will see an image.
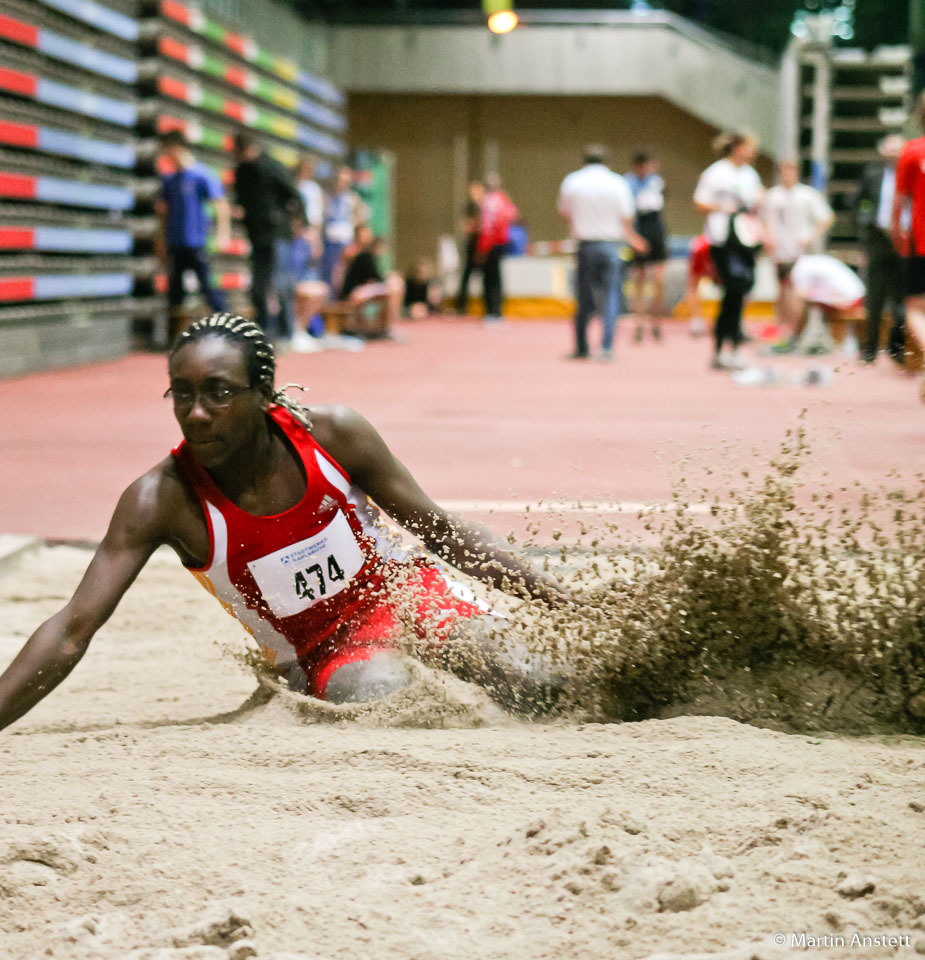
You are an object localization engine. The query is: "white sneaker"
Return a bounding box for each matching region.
[731,366,778,387]
[842,332,860,360]
[323,334,365,352]
[727,353,747,371]
[291,330,322,353]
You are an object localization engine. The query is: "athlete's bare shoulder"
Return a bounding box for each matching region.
[304,404,393,486]
[304,403,400,490]
[305,403,367,448]
[112,456,206,562]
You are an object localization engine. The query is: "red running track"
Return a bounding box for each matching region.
[0,318,920,543]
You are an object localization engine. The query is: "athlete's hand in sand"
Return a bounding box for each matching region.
[0,478,163,732]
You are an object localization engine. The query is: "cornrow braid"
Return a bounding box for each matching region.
[169,312,313,431]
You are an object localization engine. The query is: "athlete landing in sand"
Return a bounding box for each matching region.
[0,314,572,732]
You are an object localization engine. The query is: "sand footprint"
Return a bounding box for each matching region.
[0,834,83,893]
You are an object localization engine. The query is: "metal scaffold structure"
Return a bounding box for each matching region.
[780,17,911,265]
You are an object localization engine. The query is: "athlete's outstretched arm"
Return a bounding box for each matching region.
[0,478,163,732]
[312,406,571,605]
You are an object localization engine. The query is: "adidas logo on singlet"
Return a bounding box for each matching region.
[318,494,339,514]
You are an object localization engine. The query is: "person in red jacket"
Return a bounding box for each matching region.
[477,173,518,324]
[0,314,572,733]
[893,95,925,369]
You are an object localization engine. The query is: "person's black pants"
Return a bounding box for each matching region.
[862,228,906,362]
[482,244,505,318]
[167,246,228,313]
[709,244,753,353]
[455,235,478,314]
[250,242,277,334]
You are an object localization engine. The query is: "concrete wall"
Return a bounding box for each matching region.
[330,20,779,149]
[0,312,133,380]
[348,93,775,271]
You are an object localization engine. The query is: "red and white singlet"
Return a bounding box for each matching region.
[172,405,488,697]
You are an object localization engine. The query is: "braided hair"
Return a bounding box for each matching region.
[169,312,312,431]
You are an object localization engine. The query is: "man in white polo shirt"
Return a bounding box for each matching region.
[558,145,647,361]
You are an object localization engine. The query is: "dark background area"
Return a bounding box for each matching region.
[285,0,908,56]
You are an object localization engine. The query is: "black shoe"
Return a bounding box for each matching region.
[565,350,590,360]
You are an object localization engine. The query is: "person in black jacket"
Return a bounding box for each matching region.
[854,134,906,364]
[454,180,484,315]
[232,131,305,338]
[338,226,404,338]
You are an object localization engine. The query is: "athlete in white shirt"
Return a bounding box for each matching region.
[694,131,764,369]
[791,254,865,311]
[763,160,834,343]
[558,145,646,361]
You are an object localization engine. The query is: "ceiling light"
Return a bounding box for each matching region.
[487,9,518,33]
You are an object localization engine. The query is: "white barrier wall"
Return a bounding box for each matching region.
[329,15,779,149]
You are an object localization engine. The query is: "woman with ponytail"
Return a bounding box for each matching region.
[694,131,764,369]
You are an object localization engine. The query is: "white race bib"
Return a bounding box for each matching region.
[246,511,364,618]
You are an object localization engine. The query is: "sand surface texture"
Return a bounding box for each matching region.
[2,546,925,960]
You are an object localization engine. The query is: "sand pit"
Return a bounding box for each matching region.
[2,545,925,960]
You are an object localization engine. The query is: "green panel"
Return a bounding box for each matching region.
[201,55,225,78]
[255,78,277,100]
[199,126,227,149]
[913,0,925,50]
[201,20,226,45]
[353,151,394,271]
[254,50,277,72]
[200,90,226,113]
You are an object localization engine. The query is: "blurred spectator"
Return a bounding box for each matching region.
[295,155,325,267]
[324,166,364,292]
[404,259,443,319]
[558,144,646,361]
[341,225,383,298]
[292,155,327,340]
[763,159,833,346]
[506,219,529,256]
[694,130,764,370]
[156,130,230,318]
[893,101,925,372]
[790,254,865,314]
[455,181,484,315]
[684,233,716,337]
[339,225,404,338]
[232,131,305,339]
[272,210,330,354]
[477,173,518,324]
[855,135,907,364]
[790,254,865,353]
[625,150,669,343]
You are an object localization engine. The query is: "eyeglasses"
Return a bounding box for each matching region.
[164,383,252,411]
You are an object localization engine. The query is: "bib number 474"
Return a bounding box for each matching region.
[293,554,346,601]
